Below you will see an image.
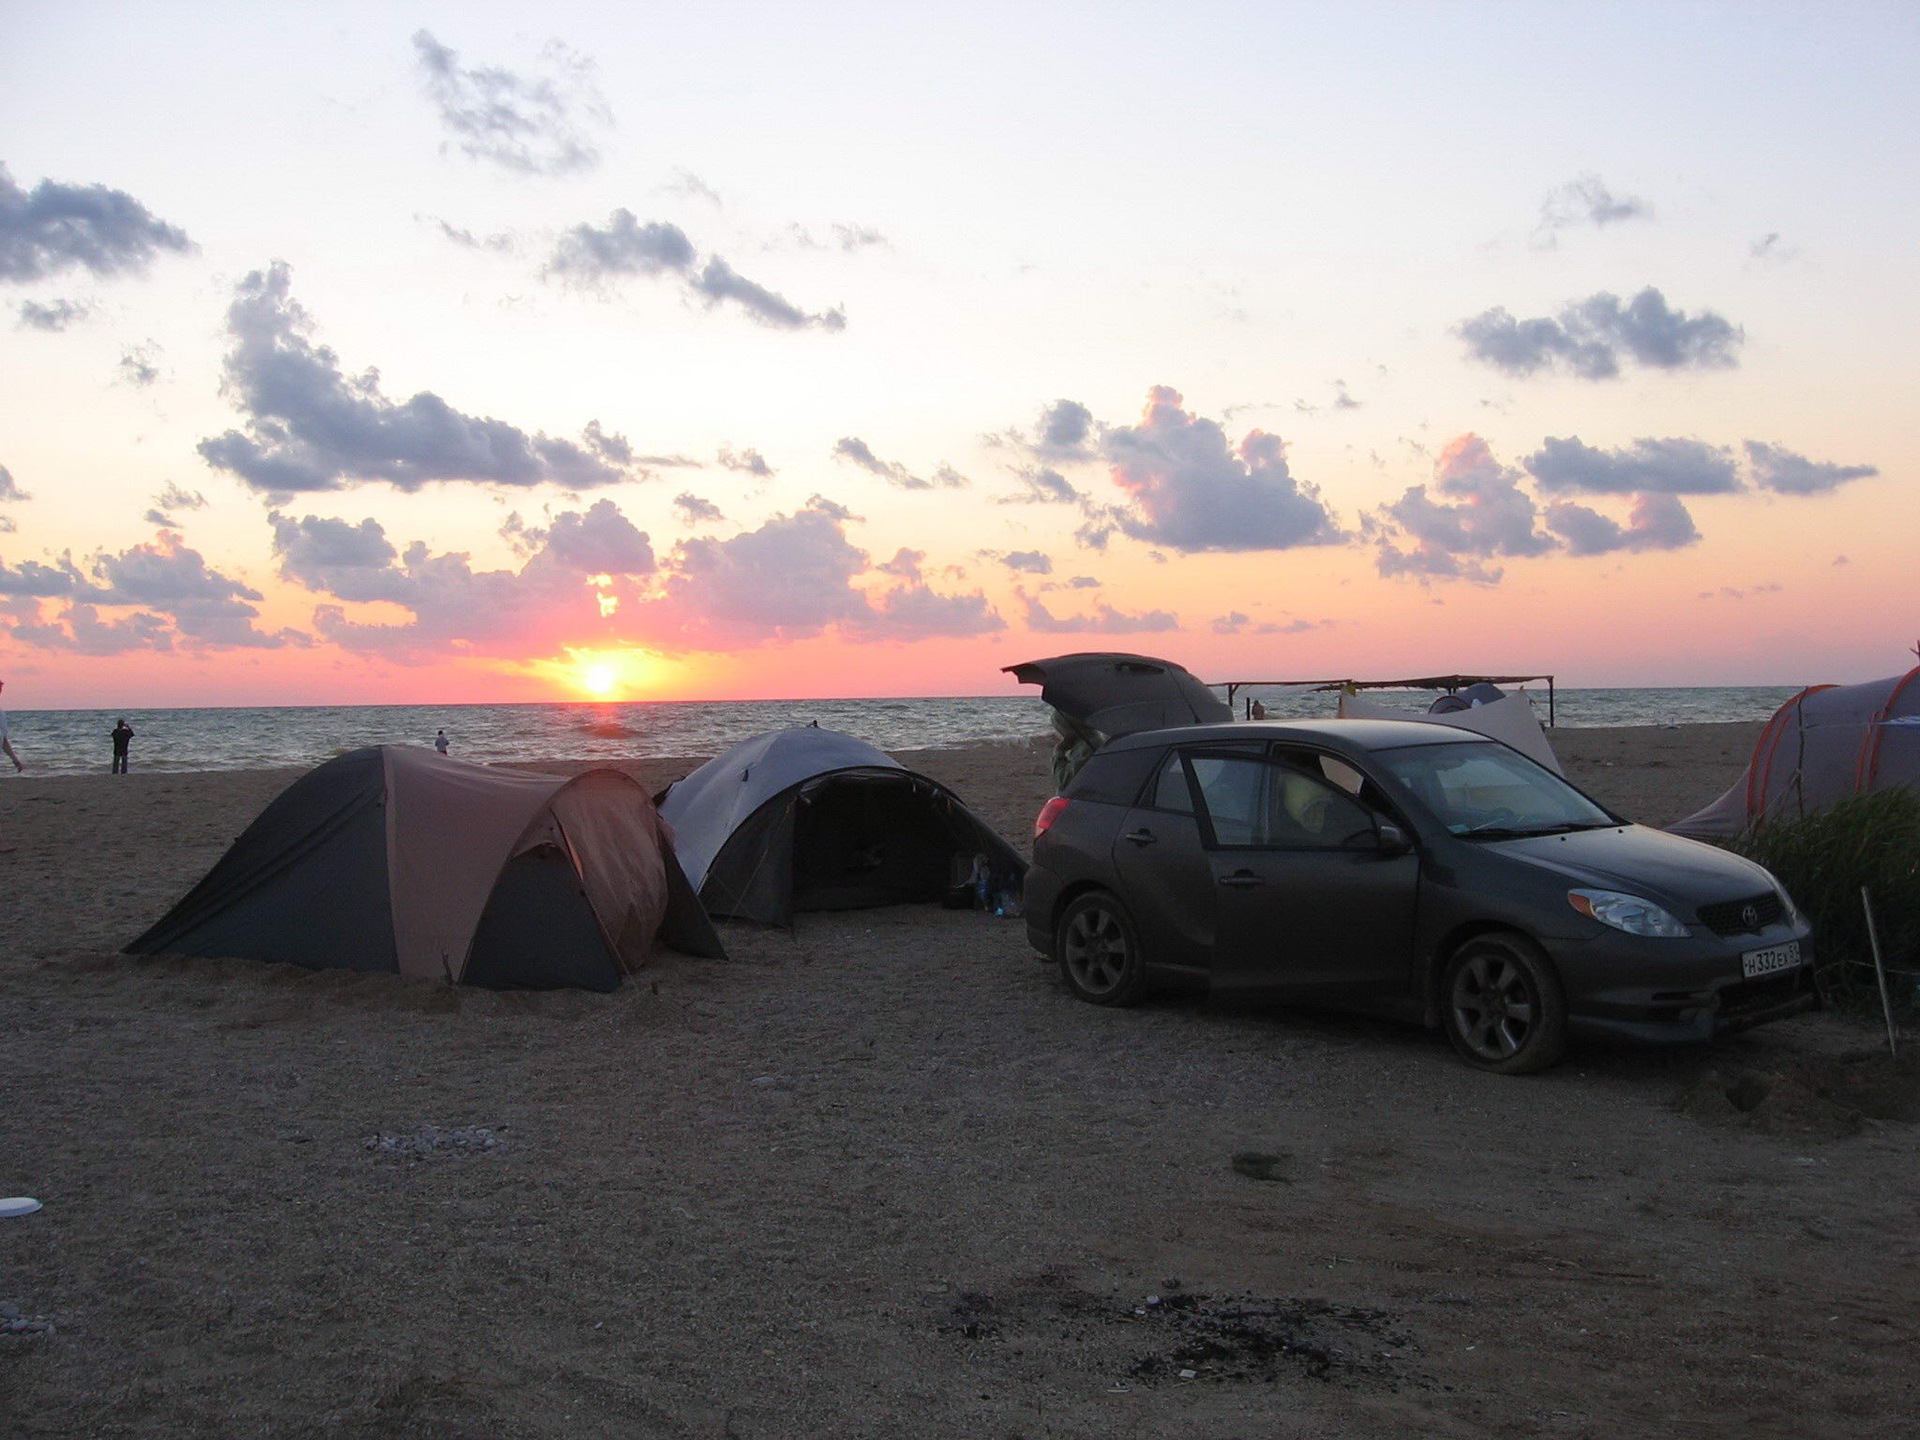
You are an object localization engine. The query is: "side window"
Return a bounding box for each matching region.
[1191,755,1381,850]
[1150,751,1195,814]
[1066,745,1164,805]
[1267,768,1377,849]
[1318,755,1365,796]
[1188,754,1266,845]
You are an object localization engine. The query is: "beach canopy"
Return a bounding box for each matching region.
[1670,669,1920,841]
[1004,652,1233,737]
[127,746,723,990]
[657,727,1027,926]
[1337,690,1564,775]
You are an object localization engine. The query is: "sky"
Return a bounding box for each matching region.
[1,0,1915,708]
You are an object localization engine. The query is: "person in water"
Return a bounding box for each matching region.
[434,729,450,755]
[110,718,135,774]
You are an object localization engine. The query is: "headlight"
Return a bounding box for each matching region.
[1567,888,1689,938]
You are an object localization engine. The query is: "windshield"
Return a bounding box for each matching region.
[1373,741,1617,838]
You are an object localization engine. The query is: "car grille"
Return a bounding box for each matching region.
[1697,892,1784,936]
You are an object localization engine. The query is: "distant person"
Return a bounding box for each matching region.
[0,680,22,854]
[1250,699,1268,720]
[434,729,450,755]
[110,718,135,774]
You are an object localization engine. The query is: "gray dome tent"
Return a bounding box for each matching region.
[1671,669,1920,841]
[127,746,723,990]
[657,727,1026,927]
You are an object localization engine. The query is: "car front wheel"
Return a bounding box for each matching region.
[1056,891,1148,1007]
[1441,933,1568,1074]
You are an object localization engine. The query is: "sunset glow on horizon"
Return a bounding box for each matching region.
[2,3,1914,711]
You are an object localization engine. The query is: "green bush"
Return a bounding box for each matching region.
[1730,787,1920,1014]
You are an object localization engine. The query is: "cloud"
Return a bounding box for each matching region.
[1064,575,1100,589]
[857,578,1003,640]
[1460,288,1741,380]
[998,550,1052,574]
[1742,441,1878,496]
[0,518,12,533]
[674,492,724,524]
[650,497,870,644]
[717,445,773,478]
[116,341,161,387]
[198,263,636,495]
[778,222,889,254]
[1095,386,1342,552]
[411,30,609,177]
[0,557,81,597]
[16,297,91,331]
[1748,232,1800,266]
[548,209,845,329]
[662,169,722,206]
[3,531,302,652]
[0,465,27,502]
[1545,492,1701,555]
[0,162,191,283]
[428,217,516,253]
[1534,174,1651,244]
[1523,436,1741,495]
[1034,399,1095,459]
[692,256,845,331]
[145,481,208,528]
[1368,434,1554,583]
[1020,590,1177,634]
[1000,466,1081,505]
[833,437,967,490]
[550,211,697,280]
[1212,611,1250,634]
[652,495,996,646]
[286,501,657,658]
[831,224,887,253]
[272,513,421,603]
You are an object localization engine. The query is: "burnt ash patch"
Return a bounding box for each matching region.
[1126,1294,1410,1385]
[942,1281,1419,1390]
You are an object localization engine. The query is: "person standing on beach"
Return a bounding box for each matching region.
[0,680,22,854]
[110,718,135,774]
[434,729,450,755]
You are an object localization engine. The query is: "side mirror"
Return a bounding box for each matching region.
[1376,822,1413,855]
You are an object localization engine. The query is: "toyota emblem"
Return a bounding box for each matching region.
[1741,903,1760,929]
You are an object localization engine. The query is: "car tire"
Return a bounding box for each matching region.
[1055,890,1149,1007]
[1441,932,1568,1074]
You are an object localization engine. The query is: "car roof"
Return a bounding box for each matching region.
[1100,718,1490,754]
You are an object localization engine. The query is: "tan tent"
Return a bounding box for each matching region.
[1671,669,1920,841]
[128,746,723,989]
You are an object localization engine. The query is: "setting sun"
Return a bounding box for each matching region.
[582,663,618,698]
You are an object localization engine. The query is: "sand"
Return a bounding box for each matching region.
[2,724,1916,1438]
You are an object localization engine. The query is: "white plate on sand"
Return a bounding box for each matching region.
[0,1197,43,1218]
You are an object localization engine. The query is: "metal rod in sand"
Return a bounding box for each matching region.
[1861,885,1898,1058]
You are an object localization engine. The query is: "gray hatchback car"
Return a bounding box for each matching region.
[1023,719,1816,1073]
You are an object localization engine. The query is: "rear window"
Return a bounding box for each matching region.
[1065,746,1163,805]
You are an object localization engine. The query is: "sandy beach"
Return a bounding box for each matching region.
[2,723,1916,1438]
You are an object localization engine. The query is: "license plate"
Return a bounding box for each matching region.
[1742,941,1801,979]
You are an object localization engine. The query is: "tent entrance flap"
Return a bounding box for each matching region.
[462,844,622,992]
[792,774,960,912]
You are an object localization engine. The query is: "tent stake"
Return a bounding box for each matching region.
[1861,886,1898,1058]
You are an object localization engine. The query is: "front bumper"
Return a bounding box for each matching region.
[1552,922,1818,1045]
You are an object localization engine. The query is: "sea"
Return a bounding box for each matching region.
[2,686,1801,777]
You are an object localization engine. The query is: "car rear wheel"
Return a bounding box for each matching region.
[1441,933,1567,1074]
[1056,891,1148,1006]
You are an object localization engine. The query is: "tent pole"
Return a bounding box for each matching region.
[1862,887,1898,1058]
